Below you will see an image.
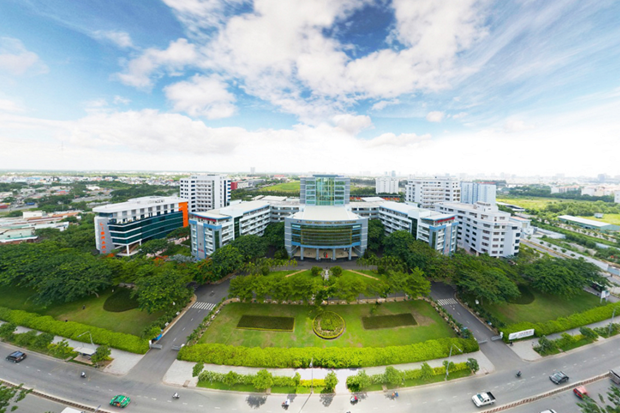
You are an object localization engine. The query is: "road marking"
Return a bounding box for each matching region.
[182,327,185,331]
[173,337,177,342]
[437,298,458,306]
[192,302,216,311]
[191,318,194,321]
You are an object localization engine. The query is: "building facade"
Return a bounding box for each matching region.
[300,175,350,206]
[435,201,521,257]
[405,176,461,208]
[460,182,497,204]
[615,190,620,204]
[375,177,399,194]
[94,196,188,256]
[180,174,230,213]
[190,201,270,260]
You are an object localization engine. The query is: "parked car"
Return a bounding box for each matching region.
[573,386,588,399]
[6,351,27,363]
[549,371,569,384]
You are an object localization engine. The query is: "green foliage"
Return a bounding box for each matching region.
[223,371,242,387]
[384,231,416,262]
[91,344,112,365]
[385,366,403,385]
[263,222,285,250]
[313,311,345,339]
[139,238,170,255]
[103,288,139,312]
[133,268,192,314]
[252,369,274,390]
[523,258,606,298]
[577,385,620,413]
[47,339,77,359]
[346,370,371,391]
[178,337,479,368]
[237,315,295,331]
[330,266,343,277]
[362,313,417,330]
[466,358,479,373]
[389,268,431,298]
[324,371,338,391]
[0,383,31,413]
[501,302,620,338]
[367,219,385,252]
[420,362,434,380]
[0,306,149,353]
[311,266,322,277]
[192,363,204,378]
[580,327,598,340]
[32,332,54,350]
[454,254,520,304]
[13,330,38,348]
[534,335,558,355]
[0,322,16,340]
[209,245,244,281]
[230,235,268,262]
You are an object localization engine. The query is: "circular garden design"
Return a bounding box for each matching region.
[312,311,345,339]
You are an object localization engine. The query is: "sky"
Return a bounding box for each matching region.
[1,0,619,176]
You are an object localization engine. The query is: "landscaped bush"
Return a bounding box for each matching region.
[103,288,139,312]
[0,306,149,354]
[178,337,479,368]
[237,315,295,331]
[533,332,595,356]
[362,314,417,330]
[198,369,304,390]
[313,311,345,339]
[501,302,620,339]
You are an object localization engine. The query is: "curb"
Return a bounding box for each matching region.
[159,294,198,340]
[473,372,610,413]
[0,377,114,413]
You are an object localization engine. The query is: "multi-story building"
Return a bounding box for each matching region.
[300,175,350,206]
[179,174,230,213]
[615,190,620,204]
[375,177,399,194]
[190,201,270,260]
[94,196,188,256]
[435,201,521,257]
[378,201,458,255]
[405,176,461,208]
[460,182,496,204]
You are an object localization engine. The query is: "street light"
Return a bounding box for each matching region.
[609,307,617,337]
[76,331,95,348]
[309,358,314,394]
[445,343,462,381]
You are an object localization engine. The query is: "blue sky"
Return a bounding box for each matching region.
[1,0,619,175]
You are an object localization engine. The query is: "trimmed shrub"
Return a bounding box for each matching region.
[178,337,479,368]
[313,311,345,339]
[346,362,470,390]
[237,315,294,331]
[0,306,149,354]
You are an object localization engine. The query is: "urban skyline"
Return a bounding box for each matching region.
[1,1,619,175]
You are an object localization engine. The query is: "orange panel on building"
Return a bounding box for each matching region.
[179,202,189,227]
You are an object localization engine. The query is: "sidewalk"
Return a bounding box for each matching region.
[163,350,494,394]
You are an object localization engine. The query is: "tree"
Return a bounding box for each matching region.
[420,363,434,380]
[383,231,415,262]
[346,370,371,391]
[389,268,431,298]
[330,266,343,277]
[139,238,170,255]
[384,366,403,386]
[263,222,285,250]
[253,369,274,390]
[209,245,244,281]
[466,358,480,374]
[223,371,241,387]
[524,258,605,298]
[192,363,205,378]
[577,385,620,413]
[133,268,192,314]
[0,383,31,413]
[367,219,385,252]
[454,255,520,304]
[90,345,111,365]
[333,276,365,302]
[311,266,322,277]
[230,235,268,262]
[324,371,338,391]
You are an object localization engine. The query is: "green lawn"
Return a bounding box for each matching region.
[578,213,620,226]
[0,286,162,336]
[470,288,602,326]
[263,181,300,192]
[497,197,581,211]
[199,300,456,348]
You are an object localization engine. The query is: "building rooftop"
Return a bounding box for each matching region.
[558,215,615,228]
[293,206,360,221]
[93,196,186,213]
[192,200,270,220]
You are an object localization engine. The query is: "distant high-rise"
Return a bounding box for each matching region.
[405,176,460,208]
[460,182,496,204]
[250,167,256,174]
[179,174,230,213]
[300,174,350,205]
[375,177,399,194]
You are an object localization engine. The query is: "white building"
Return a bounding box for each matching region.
[435,201,521,257]
[460,182,496,204]
[405,176,461,208]
[190,201,270,259]
[375,177,400,194]
[615,190,620,204]
[180,174,230,213]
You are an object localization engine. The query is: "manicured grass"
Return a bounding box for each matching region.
[507,285,535,305]
[263,181,300,192]
[199,300,456,348]
[497,197,589,211]
[471,288,602,326]
[271,386,326,394]
[103,288,139,312]
[313,311,345,338]
[0,286,162,336]
[237,315,295,331]
[362,314,417,330]
[578,213,620,226]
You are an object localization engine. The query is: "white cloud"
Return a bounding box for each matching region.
[162,0,245,36]
[503,119,533,133]
[0,99,25,113]
[452,112,468,119]
[164,74,236,119]
[94,30,134,48]
[113,96,131,105]
[365,132,431,148]
[331,114,373,135]
[0,37,48,76]
[115,39,198,89]
[426,111,445,122]
[371,99,400,111]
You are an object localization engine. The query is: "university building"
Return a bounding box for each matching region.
[180,174,230,213]
[405,176,461,208]
[94,196,188,256]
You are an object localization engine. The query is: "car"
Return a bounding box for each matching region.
[109,395,131,408]
[573,386,588,399]
[549,371,569,384]
[6,351,27,363]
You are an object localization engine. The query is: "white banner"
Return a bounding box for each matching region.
[508,329,535,340]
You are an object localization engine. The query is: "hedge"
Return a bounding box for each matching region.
[197,370,325,389]
[178,337,479,368]
[0,306,149,354]
[500,301,620,340]
[347,362,470,390]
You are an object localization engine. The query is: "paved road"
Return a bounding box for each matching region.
[430,282,522,372]
[4,328,620,413]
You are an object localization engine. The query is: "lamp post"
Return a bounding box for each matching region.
[76,331,95,348]
[310,358,314,394]
[445,343,462,381]
[609,307,617,337]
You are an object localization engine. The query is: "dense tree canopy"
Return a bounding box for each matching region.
[453,254,520,304]
[367,219,385,252]
[230,234,268,262]
[132,268,192,314]
[523,258,606,298]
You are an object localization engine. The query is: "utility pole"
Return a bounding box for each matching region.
[310,358,314,394]
[445,343,462,381]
